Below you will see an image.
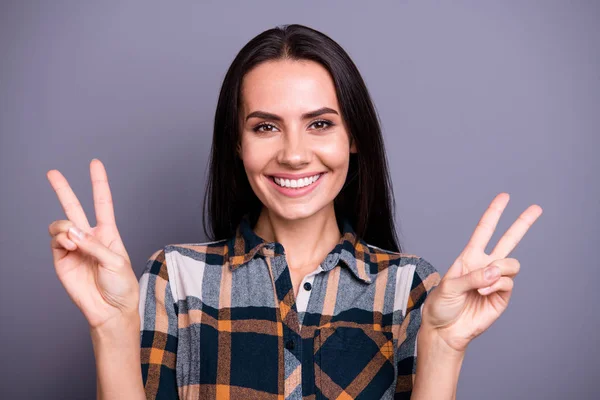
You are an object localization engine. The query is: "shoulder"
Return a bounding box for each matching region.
[145,239,232,279]
[162,238,230,265]
[141,239,231,303]
[363,243,442,299]
[365,243,439,278]
[141,239,231,280]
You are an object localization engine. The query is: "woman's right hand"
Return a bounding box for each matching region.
[47,159,140,330]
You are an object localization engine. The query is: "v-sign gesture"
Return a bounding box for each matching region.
[47,159,139,330]
[421,193,543,353]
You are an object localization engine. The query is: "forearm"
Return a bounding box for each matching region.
[411,328,465,400]
[90,313,146,400]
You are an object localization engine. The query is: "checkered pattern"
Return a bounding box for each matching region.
[139,215,441,399]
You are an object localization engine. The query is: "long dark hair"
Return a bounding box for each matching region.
[203,24,402,252]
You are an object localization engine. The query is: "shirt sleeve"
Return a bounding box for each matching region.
[394,257,441,399]
[138,248,179,399]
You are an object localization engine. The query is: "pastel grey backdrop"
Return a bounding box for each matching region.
[1,1,598,399]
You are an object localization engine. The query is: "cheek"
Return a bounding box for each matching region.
[240,139,271,176]
[317,141,351,170]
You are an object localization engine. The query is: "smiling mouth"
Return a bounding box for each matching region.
[268,173,324,189]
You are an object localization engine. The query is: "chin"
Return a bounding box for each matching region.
[269,203,327,222]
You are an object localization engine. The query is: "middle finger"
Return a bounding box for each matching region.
[491,204,543,259]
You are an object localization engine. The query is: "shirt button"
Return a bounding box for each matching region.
[303,282,312,291]
[285,340,295,350]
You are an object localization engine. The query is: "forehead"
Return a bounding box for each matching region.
[240,59,339,115]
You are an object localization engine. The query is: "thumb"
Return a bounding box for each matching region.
[67,226,125,270]
[445,258,465,279]
[447,263,502,295]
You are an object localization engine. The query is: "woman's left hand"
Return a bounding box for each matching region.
[421,192,543,353]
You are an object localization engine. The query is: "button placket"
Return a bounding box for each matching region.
[295,265,322,315]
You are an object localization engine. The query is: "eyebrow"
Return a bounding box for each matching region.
[245,107,339,122]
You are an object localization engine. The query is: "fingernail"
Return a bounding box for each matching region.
[69,227,84,241]
[485,266,500,280]
[479,286,492,295]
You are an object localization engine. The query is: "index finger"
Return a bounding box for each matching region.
[46,169,91,231]
[90,159,116,227]
[463,193,510,254]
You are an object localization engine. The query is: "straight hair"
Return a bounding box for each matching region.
[203,24,402,253]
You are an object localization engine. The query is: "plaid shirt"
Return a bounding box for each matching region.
[139,215,441,399]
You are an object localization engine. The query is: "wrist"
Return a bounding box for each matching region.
[90,312,145,400]
[90,312,140,345]
[418,326,466,361]
[413,327,465,399]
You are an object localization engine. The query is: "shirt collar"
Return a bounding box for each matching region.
[227,214,374,284]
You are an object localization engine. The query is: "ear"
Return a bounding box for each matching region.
[236,142,243,160]
[349,136,357,154]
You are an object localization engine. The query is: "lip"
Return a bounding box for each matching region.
[266,172,325,198]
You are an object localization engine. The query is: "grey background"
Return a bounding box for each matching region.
[1,1,598,399]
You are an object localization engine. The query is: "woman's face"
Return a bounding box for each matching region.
[239,59,356,221]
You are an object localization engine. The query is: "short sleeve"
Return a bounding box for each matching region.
[138,248,179,399]
[394,257,441,399]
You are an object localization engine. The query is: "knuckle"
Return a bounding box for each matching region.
[479,270,488,282]
[49,219,59,230]
[51,235,67,250]
[439,279,457,296]
[505,258,520,271]
[476,220,493,231]
[63,201,82,213]
[438,279,450,292]
[518,214,532,226]
[59,231,71,241]
[61,220,73,233]
[114,256,127,269]
[95,197,114,205]
[49,220,73,235]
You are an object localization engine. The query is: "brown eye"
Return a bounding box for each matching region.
[253,123,278,133]
[309,120,334,131]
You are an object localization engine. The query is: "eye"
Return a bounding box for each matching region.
[253,123,279,133]
[309,119,334,131]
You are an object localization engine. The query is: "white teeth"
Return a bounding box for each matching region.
[273,173,322,188]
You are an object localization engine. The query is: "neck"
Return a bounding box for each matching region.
[253,204,341,271]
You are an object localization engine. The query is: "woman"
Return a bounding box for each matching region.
[46,24,542,399]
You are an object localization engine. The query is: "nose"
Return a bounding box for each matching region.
[276,129,312,168]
